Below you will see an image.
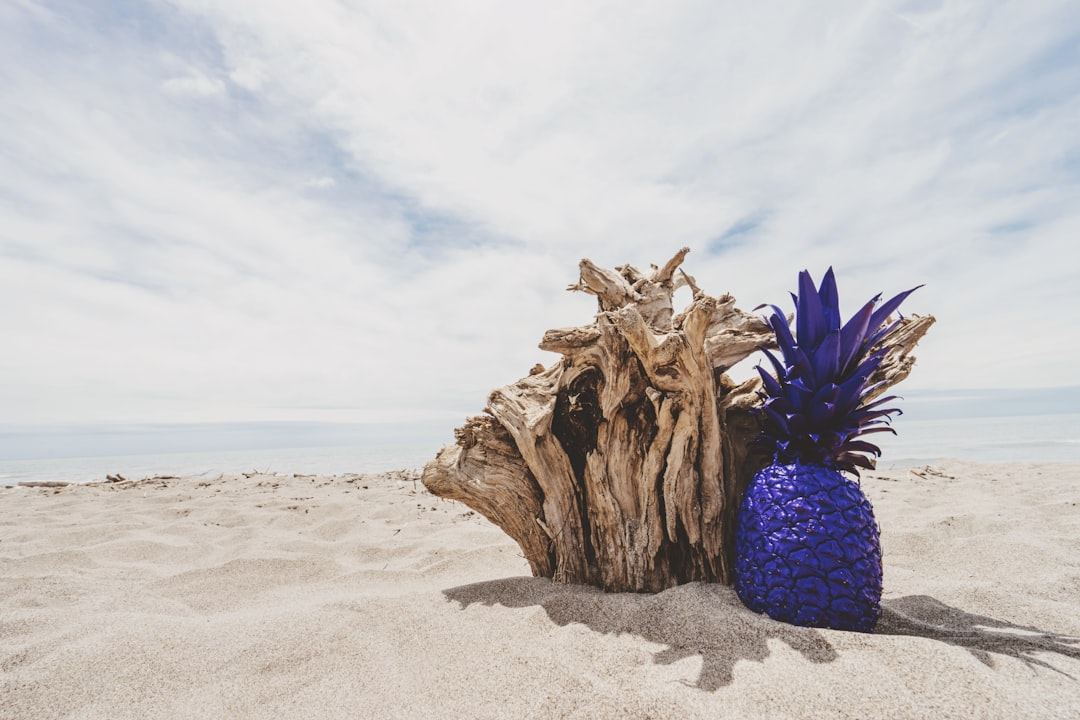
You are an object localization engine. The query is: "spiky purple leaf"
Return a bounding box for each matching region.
[796,270,827,348]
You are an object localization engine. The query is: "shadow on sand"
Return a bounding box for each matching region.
[444,577,836,691]
[444,578,1080,690]
[877,594,1080,678]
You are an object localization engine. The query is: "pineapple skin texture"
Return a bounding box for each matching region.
[734,462,883,633]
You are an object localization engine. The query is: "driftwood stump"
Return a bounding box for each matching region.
[422,249,934,592]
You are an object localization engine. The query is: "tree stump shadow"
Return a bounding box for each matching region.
[444,577,837,691]
[445,579,1080,690]
[877,595,1080,678]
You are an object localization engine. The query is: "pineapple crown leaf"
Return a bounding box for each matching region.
[755,268,920,474]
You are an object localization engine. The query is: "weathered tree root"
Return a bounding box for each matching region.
[422,249,934,592]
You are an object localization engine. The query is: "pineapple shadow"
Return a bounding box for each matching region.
[443,577,838,691]
[877,595,1080,678]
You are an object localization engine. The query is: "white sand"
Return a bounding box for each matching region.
[2,461,1078,719]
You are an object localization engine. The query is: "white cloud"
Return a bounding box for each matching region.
[304,176,336,189]
[2,0,1079,430]
[228,59,267,92]
[163,71,226,99]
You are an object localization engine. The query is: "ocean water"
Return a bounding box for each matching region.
[0,420,452,487]
[874,412,1080,468]
[1,413,1078,487]
[0,442,439,487]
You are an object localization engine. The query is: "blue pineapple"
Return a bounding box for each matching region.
[734,268,919,632]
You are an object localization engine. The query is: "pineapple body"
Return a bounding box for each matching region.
[734,461,882,632]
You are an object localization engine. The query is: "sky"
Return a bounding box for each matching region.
[2,0,1079,434]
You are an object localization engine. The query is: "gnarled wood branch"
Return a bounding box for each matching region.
[422,250,934,592]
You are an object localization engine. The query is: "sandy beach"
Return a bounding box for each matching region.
[2,460,1078,719]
